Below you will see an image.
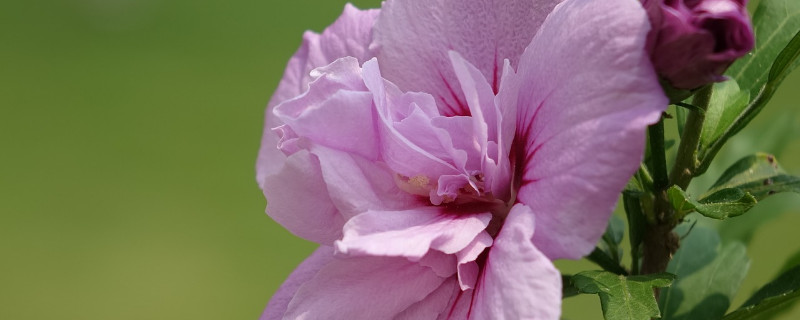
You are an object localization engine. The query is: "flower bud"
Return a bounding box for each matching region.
[644,0,754,89]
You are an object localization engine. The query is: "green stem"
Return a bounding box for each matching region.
[669,85,713,191]
[648,118,669,191]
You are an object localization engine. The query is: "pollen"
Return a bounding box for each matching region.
[409,175,430,189]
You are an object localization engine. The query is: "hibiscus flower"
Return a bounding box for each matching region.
[256,0,667,318]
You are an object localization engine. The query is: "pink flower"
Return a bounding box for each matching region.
[256,0,667,319]
[644,0,755,89]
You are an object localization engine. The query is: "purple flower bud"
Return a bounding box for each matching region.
[644,0,754,89]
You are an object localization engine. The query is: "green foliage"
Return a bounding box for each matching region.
[723,265,800,320]
[696,0,800,175]
[706,153,800,200]
[602,216,625,262]
[660,226,750,320]
[667,186,756,220]
[588,216,628,275]
[700,81,750,149]
[572,271,675,320]
[727,0,800,98]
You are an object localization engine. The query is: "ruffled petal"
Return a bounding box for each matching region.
[262,150,344,244]
[372,0,561,116]
[311,145,420,220]
[449,51,514,201]
[273,57,379,161]
[335,207,491,260]
[260,247,334,320]
[395,278,460,320]
[510,0,667,259]
[257,4,378,187]
[362,59,462,180]
[283,255,449,319]
[471,204,561,320]
[268,4,378,109]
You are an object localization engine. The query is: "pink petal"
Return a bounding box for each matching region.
[261,150,344,244]
[471,204,562,320]
[310,145,420,220]
[395,278,460,320]
[257,4,377,187]
[455,231,493,291]
[283,255,449,319]
[273,57,379,161]
[372,0,561,116]
[448,51,514,201]
[335,207,491,260]
[362,60,462,179]
[510,0,667,259]
[261,247,334,320]
[267,4,378,109]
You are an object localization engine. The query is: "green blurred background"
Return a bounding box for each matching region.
[0,0,798,319]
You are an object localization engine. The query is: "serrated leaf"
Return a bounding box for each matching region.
[660,226,750,320]
[700,80,750,149]
[668,186,757,220]
[727,0,800,98]
[573,270,675,320]
[706,153,800,200]
[722,265,800,320]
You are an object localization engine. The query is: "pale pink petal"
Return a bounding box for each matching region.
[438,289,474,320]
[283,255,448,319]
[257,4,378,187]
[262,150,343,244]
[362,60,461,179]
[511,0,667,259]
[260,247,334,320]
[448,51,514,201]
[310,145,421,220]
[418,250,458,278]
[273,57,379,161]
[455,231,493,290]
[267,4,378,109]
[335,207,491,260]
[395,278,460,320]
[472,204,562,320]
[372,0,561,115]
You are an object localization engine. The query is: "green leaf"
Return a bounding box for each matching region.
[563,274,580,299]
[660,226,750,320]
[705,153,800,201]
[700,80,750,149]
[722,265,800,320]
[675,103,688,137]
[589,216,627,275]
[600,215,625,261]
[727,0,800,98]
[572,270,675,320]
[768,29,800,86]
[778,250,800,276]
[667,185,757,220]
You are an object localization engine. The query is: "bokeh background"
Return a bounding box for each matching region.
[0,0,798,319]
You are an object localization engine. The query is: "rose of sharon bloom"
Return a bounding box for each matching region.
[257,0,667,319]
[643,0,754,89]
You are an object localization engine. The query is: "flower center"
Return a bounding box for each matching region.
[395,172,512,237]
